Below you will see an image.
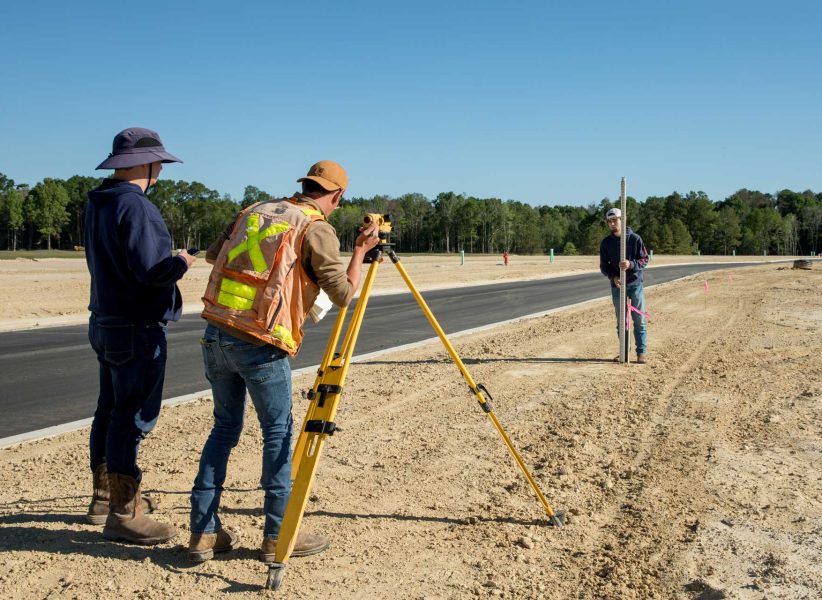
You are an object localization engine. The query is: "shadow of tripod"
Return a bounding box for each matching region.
[266,228,565,590]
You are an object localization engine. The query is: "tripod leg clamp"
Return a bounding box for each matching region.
[306,384,343,407]
[472,383,494,413]
[305,420,338,435]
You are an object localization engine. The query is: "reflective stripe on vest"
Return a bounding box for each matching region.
[227,214,290,273]
[299,207,324,218]
[271,324,296,350]
[218,278,257,310]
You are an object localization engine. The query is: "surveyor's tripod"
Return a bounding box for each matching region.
[266,243,565,591]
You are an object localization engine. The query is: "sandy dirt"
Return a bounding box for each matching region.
[0,256,820,599]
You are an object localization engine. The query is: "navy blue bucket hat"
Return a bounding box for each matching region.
[96,127,183,170]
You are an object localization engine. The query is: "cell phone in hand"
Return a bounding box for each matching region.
[187,248,200,256]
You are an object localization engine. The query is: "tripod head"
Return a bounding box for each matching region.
[362,213,393,262]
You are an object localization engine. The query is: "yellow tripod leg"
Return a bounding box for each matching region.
[387,250,565,527]
[292,305,349,480]
[267,259,381,591]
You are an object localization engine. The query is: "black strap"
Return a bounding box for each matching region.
[473,383,494,413]
[305,420,337,435]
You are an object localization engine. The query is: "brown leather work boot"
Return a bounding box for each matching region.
[188,528,240,562]
[102,473,177,545]
[636,354,648,364]
[260,532,330,563]
[86,464,158,525]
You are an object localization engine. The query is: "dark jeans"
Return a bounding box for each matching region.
[190,324,293,537]
[88,314,168,480]
[610,282,647,355]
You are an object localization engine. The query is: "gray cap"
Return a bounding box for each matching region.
[605,208,622,219]
[96,127,182,170]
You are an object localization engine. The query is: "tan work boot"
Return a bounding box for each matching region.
[636,353,648,364]
[102,473,177,545]
[260,532,329,563]
[86,464,158,525]
[188,528,240,562]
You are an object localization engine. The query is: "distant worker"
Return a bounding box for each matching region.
[187,160,380,562]
[85,127,196,544]
[599,207,649,363]
[503,250,509,266]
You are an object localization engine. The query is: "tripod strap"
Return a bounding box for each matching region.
[472,383,494,413]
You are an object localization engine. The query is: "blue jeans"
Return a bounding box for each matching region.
[190,324,293,537]
[610,282,647,355]
[88,314,168,480]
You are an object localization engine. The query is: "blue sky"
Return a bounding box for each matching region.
[1,1,820,206]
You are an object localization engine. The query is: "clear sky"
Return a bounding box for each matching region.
[1,1,820,206]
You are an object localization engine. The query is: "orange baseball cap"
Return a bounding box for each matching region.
[297,160,348,192]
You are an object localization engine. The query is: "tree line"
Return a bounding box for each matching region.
[1,172,820,256]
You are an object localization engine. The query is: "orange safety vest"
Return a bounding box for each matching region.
[201,198,325,356]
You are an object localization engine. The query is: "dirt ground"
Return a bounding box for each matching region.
[0,256,820,599]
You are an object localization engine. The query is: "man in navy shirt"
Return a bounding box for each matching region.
[599,208,649,363]
[84,128,196,544]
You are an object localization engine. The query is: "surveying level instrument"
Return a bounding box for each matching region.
[266,215,565,591]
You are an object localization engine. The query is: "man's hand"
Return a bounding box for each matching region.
[613,276,621,288]
[354,223,380,252]
[619,259,631,271]
[177,249,197,268]
[346,223,382,292]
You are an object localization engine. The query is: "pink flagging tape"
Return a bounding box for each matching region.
[626,303,651,331]
[704,279,710,292]
[629,304,650,319]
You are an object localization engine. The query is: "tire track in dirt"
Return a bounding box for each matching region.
[571,283,758,598]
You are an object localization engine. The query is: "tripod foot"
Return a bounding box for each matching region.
[266,563,286,591]
[550,511,567,528]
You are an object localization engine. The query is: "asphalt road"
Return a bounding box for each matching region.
[0,262,765,439]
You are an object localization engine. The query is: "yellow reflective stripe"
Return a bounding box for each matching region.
[227,214,290,273]
[271,324,296,350]
[300,208,324,218]
[217,278,257,310]
[218,291,253,310]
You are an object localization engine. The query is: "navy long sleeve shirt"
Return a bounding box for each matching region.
[599,227,649,288]
[84,179,188,322]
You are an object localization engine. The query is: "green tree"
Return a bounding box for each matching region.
[477,198,505,253]
[715,207,742,255]
[63,175,101,248]
[669,219,694,254]
[508,201,541,254]
[657,224,674,253]
[29,179,70,249]
[433,192,464,253]
[562,241,578,255]
[539,207,570,254]
[579,220,609,254]
[4,188,25,250]
[683,191,718,253]
[781,213,800,256]
[456,197,481,252]
[328,204,362,251]
[397,193,431,252]
[801,204,821,253]
[242,185,273,208]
